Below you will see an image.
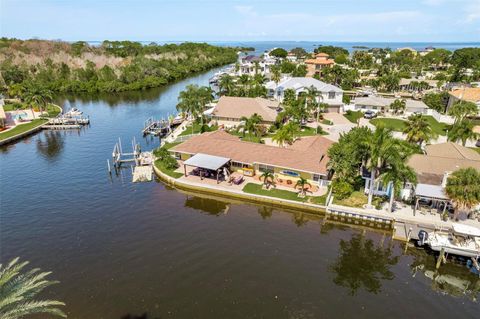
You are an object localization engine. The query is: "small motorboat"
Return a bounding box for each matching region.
[65,107,83,117]
[418,223,480,259]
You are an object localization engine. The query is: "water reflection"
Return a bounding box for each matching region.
[57,87,168,108]
[36,130,65,161]
[257,206,273,219]
[331,232,399,295]
[292,212,309,227]
[184,195,230,216]
[408,248,480,301]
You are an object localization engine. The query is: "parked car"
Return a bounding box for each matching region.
[476,139,480,147]
[363,110,377,119]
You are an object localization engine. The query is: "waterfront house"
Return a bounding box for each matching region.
[447,87,480,115]
[304,53,335,77]
[267,77,344,113]
[353,96,429,115]
[210,96,280,127]
[170,130,333,187]
[236,55,274,77]
[363,142,480,202]
[398,78,442,92]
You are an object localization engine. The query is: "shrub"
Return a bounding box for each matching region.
[331,179,354,200]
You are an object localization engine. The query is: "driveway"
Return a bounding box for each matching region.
[323,113,352,125]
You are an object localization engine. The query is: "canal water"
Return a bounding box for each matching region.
[1,68,479,319]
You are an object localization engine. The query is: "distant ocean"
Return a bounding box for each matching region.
[87,40,480,54]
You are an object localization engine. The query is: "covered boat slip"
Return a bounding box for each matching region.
[413,183,450,215]
[183,153,231,184]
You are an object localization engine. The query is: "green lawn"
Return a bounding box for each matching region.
[470,147,480,154]
[227,130,263,143]
[154,159,183,178]
[423,116,447,136]
[370,118,406,131]
[242,183,328,205]
[179,123,218,136]
[3,103,61,118]
[321,119,333,125]
[371,116,447,136]
[0,119,48,141]
[344,110,363,123]
[334,191,384,209]
[297,126,328,136]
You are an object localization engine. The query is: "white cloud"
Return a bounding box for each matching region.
[465,0,480,23]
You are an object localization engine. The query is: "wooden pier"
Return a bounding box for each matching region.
[142,117,171,136]
[43,112,90,130]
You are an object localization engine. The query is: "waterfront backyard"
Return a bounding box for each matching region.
[1,69,479,319]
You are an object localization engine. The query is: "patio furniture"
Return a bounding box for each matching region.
[233,176,244,185]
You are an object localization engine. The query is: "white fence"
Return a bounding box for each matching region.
[426,109,454,124]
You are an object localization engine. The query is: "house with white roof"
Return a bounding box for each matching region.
[266,77,344,113]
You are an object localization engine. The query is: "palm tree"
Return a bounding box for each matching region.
[238,74,250,96]
[448,101,478,124]
[240,113,263,138]
[0,257,66,319]
[295,177,312,197]
[365,126,412,207]
[447,120,479,146]
[271,65,281,85]
[260,171,275,189]
[389,99,406,115]
[23,87,53,119]
[380,160,417,212]
[445,168,480,220]
[218,74,235,96]
[403,114,437,145]
[272,125,293,147]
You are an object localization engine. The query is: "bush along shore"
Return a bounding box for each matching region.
[0,39,240,93]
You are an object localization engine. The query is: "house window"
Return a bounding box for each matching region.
[175,152,181,160]
[232,161,250,168]
[258,164,274,173]
[313,174,323,182]
[328,91,336,99]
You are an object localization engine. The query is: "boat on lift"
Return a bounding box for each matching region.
[64,107,83,117]
[418,223,480,259]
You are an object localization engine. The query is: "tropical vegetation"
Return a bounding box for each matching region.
[0,257,66,319]
[445,168,480,220]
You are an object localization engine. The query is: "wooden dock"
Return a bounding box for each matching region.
[132,165,153,182]
[142,117,171,136]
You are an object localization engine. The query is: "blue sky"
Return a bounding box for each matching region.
[1,0,480,42]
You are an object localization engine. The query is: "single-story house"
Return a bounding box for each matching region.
[363,142,480,202]
[447,87,480,115]
[353,96,429,114]
[304,53,335,77]
[267,77,344,113]
[170,130,334,187]
[210,96,280,127]
[398,78,441,92]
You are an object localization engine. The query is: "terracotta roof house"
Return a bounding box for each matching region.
[408,142,480,185]
[362,142,480,202]
[305,53,335,77]
[447,87,480,115]
[170,130,334,186]
[210,96,280,126]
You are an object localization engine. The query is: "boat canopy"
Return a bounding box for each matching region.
[452,223,480,237]
[184,153,230,171]
[415,183,449,200]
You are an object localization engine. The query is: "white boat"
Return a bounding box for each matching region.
[65,107,83,117]
[420,224,480,258]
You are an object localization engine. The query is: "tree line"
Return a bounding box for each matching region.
[0,39,239,95]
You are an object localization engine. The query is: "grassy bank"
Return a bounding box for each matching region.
[154,159,183,178]
[243,183,327,205]
[0,119,48,141]
[333,191,385,209]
